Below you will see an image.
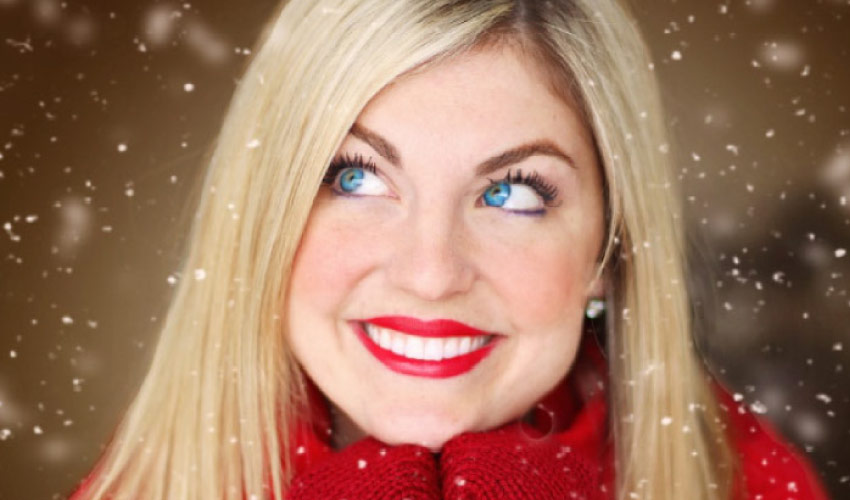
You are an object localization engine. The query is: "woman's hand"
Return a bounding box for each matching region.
[285,436,440,500]
[437,421,603,500]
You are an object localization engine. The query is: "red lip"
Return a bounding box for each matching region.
[361,315,494,338]
[351,319,500,378]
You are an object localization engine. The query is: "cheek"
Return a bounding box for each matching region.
[288,208,376,314]
[478,229,589,327]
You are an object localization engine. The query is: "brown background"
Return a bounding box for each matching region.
[1,0,848,498]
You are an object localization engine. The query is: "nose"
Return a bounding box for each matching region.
[385,208,475,301]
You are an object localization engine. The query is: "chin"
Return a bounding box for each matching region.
[367,411,474,452]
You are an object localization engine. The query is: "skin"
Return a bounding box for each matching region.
[286,41,606,451]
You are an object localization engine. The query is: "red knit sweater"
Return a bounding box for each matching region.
[285,340,830,500]
[69,341,830,499]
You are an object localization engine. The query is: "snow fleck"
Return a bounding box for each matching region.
[25,214,38,223]
[125,187,135,197]
[167,274,178,286]
[117,143,128,152]
[758,40,805,72]
[296,445,305,454]
[660,416,673,426]
[725,144,739,156]
[671,50,682,61]
[815,393,832,404]
[0,429,11,440]
[246,138,261,149]
[749,401,768,414]
[835,248,847,258]
[772,271,785,284]
[183,82,195,92]
[765,129,775,138]
[193,268,207,281]
[33,425,43,435]
[733,393,744,402]
[746,184,754,193]
[61,315,73,325]
[3,222,20,242]
[357,459,367,469]
[788,481,799,493]
[9,350,16,358]
[833,342,843,352]
[454,476,467,487]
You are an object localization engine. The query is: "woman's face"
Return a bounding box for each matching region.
[286,43,605,450]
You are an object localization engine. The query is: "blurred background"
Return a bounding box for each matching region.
[0,0,848,498]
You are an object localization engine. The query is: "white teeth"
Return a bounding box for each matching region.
[406,336,425,360]
[443,338,458,358]
[379,329,392,349]
[424,338,443,361]
[362,323,492,360]
[458,337,471,355]
[391,334,405,355]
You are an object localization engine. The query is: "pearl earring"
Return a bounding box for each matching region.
[585,298,606,319]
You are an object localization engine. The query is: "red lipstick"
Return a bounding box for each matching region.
[364,316,491,338]
[351,316,500,378]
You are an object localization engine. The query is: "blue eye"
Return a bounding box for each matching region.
[339,168,364,193]
[483,182,511,207]
[482,169,559,215]
[323,154,389,197]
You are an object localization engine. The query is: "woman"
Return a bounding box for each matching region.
[70,0,828,498]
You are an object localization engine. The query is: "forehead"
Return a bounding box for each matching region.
[355,43,595,161]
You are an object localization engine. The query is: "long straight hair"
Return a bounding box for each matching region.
[75,1,734,498]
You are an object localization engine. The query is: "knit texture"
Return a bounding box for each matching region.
[285,437,440,500]
[439,420,602,500]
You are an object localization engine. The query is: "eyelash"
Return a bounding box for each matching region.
[322,154,560,206]
[322,153,377,186]
[488,168,559,205]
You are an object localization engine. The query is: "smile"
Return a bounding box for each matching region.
[351,316,501,378]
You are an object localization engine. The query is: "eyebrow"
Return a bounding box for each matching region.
[348,122,576,174]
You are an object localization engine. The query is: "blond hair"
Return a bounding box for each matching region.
[76,1,734,498]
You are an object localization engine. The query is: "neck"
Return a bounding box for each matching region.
[328,403,367,450]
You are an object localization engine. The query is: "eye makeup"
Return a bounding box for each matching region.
[322,153,562,213]
[487,168,560,206]
[322,153,378,186]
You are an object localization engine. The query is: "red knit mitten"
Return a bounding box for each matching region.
[286,437,440,500]
[439,422,603,500]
